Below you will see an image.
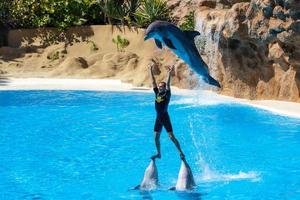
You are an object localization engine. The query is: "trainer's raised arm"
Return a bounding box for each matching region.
[149,63,157,88]
[166,65,174,91]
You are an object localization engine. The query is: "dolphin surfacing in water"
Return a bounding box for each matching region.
[144,20,221,88]
[170,161,196,191]
[135,159,159,190]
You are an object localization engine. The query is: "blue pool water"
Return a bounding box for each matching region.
[1,90,300,200]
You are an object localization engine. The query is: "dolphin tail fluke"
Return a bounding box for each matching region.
[206,75,221,88]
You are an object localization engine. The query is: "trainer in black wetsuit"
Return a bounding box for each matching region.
[149,63,185,161]
[154,87,173,133]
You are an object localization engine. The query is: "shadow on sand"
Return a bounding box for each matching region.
[0,76,10,86]
[0,26,95,62]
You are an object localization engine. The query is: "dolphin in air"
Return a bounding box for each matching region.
[170,161,196,191]
[135,159,159,190]
[144,20,221,88]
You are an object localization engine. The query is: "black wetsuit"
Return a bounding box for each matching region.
[153,87,173,132]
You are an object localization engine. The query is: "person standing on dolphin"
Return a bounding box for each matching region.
[149,63,185,161]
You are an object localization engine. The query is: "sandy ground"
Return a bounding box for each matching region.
[1,78,299,119]
[0,78,189,93]
[0,25,197,90]
[240,100,300,119]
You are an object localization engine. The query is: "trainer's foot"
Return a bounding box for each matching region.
[151,153,161,160]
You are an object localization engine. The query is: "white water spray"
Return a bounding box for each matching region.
[195,17,220,75]
[188,114,217,181]
[187,111,261,183]
[194,14,229,90]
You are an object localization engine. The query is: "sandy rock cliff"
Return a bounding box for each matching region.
[169,0,300,101]
[0,26,198,89]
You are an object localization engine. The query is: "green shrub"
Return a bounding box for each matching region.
[88,40,99,51]
[3,0,105,29]
[85,1,105,25]
[100,0,126,24]
[0,1,11,27]
[179,11,195,31]
[1,0,174,35]
[135,0,170,27]
[100,0,140,26]
[112,35,130,52]
[124,0,141,26]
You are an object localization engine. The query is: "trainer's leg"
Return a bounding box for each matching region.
[151,131,161,159]
[168,132,185,161]
[163,113,185,160]
[152,116,162,160]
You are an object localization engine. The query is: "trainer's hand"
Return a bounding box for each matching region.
[167,65,175,73]
[148,62,155,71]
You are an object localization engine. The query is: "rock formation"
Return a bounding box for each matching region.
[169,0,300,101]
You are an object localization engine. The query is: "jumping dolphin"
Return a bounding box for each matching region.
[144,20,221,88]
[135,159,158,190]
[170,161,196,191]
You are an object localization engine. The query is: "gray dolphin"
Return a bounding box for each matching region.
[144,20,221,88]
[170,161,196,191]
[135,159,159,190]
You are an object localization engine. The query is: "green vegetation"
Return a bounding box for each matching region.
[0,0,171,47]
[0,1,10,27]
[5,0,97,30]
[135,0,170,27]
[88,40,99,51]
[0,0,171,29]
[100,0,141,26]
[112,35,130,52]
[179,11,195,31]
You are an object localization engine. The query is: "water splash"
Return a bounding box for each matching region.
[194,14,228,90]
[200,170,261,183]
[195,16,221,74]
[172,96,227,107]
[188,114,261,183]
[188,115,216,180]
[171,90,235,107]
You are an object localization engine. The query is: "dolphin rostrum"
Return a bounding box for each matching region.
[170,161,196,191]
[144,20,221,88]
[135,159,159,190]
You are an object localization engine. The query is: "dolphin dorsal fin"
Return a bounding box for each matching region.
[155,39,163,49]
[162,37,176,50]
[184,30,200,39]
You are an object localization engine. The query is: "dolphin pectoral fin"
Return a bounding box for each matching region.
[155,39,163,49]
[162,37,177,50]
[206,75,221,88]
[183,30,200,39]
